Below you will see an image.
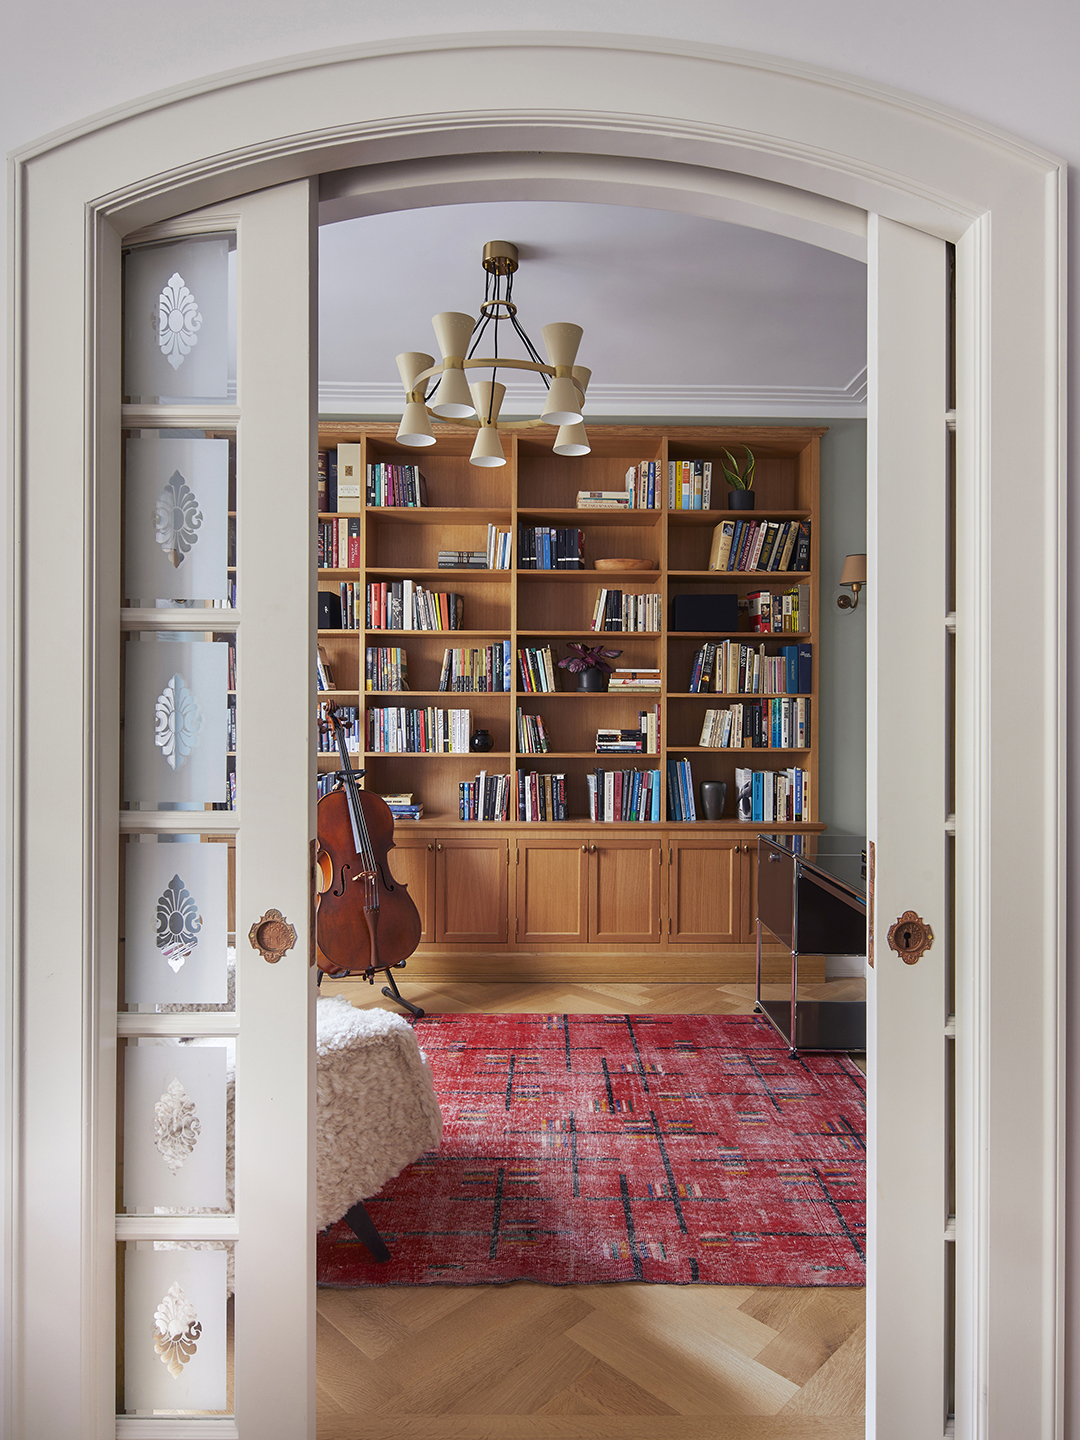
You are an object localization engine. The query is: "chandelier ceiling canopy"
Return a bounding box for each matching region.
[395,240,591,468]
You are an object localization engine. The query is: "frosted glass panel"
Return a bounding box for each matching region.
[124,1246,228,1413]
[125,839,229,1005]
[125,436,230,604]
[124,236,232,404]
[124,639,228,805]
[124,1041,228,1211]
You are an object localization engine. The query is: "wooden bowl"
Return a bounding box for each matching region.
[593,557,656,571]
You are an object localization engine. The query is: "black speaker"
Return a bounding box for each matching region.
[670,593,739,632]
[318,591,342,629]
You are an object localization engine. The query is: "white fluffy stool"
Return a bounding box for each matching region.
[315,995,443,1254]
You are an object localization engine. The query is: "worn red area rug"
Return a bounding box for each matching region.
[316,1012,866,1288]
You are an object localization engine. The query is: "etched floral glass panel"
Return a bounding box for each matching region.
[124,235,234,404]
[123,1245,229,1414]
[125,434,231,605]
[123,1040,229,1211]
[124,637,229,806]
[124,838,229,1005]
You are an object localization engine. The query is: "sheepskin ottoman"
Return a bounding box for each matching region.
[315,995,443,1235]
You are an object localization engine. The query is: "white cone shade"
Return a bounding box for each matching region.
[396,401,437,447]
[541,322,583,368]
[396,351,435,394]
[432,311,476,361]
[468,378,505,423]
[541,374,584,426]
[430,364,475,418]
[470,427,507,467]
[553,422,590,457]
[571,365,592,398]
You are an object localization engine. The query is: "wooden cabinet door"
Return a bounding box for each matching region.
[515,837,589,944]
[386,837,436,945]
[668,838,743,944]
[435,836,509,943]
[589,840,662,944]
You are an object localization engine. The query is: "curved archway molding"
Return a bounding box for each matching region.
[8,31,1065,1440]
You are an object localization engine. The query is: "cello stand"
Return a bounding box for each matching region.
[381,961,425,1019]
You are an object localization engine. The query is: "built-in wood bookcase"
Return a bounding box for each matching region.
[316,422,826,981]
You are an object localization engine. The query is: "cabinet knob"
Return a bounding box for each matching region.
[590,845,596,853]
[427,843,434,851]
[581,844,588,852]
[436,842,443,851]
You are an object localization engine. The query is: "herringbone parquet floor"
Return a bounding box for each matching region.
[315,978,866,1440]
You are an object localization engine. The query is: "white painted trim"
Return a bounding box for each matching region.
[116,1422,239,1440]
[115,1216,239,1242]
[6,32,1065,1440]
[317,369,869,420]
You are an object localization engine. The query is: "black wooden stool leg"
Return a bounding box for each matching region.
[342,1201,391,1262]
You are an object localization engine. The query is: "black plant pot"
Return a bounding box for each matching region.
[470,728,494,753]
[576,667,607,692]
[699,781,727,821]
[727,490,755,510]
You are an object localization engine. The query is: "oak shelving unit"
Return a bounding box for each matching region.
[316,422,826,981]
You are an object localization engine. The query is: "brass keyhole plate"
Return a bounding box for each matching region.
[248,908,298,964]
[886,909,934,964]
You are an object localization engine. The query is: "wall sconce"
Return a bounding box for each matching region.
[837,553,867,610]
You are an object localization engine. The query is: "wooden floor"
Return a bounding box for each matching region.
[315,977,866,1440]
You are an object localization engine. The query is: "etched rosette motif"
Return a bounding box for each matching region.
[153,1078,202,1175]
[154,673,204,771]
[155,470,204,569]
[158,272,203,371]
[155,872,203,971]
[152,1283,202,1378]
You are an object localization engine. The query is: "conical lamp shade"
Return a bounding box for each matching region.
[470,427,507,467]
[571,365,591,401]
[468,379,506,425]
[432,311,476,361]
[541,322,583,368]
[430,364,475,418]
[396,351,435,394]
[396,401,437,447]
[541,374,584,426]
[553,422,590,457]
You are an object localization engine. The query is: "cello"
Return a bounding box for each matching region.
[315,705,424,1016]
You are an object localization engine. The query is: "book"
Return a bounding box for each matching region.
[709,520,736,570]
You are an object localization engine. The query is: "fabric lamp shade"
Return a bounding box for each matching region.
[840,554,867,586]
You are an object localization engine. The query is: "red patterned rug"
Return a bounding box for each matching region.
[316,1012,866,1287]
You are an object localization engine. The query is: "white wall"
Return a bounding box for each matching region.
[3,0,1076,1426]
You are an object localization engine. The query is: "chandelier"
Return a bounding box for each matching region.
[395,240,591,467]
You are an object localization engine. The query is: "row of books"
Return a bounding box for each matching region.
[367,463,428,508]
[687,641,812,696]
[624,461,659,509]
[367,581,464,631]
[518,645,557,693]
[748,585,810,634]
[316,705,359,752]
[316,645,337,692]
[518,524,585,569]
[438,524,512,570]
[608,668,660,692]
[708,518,810,572]
[382,792,423,821]
[326,582,363,630]
[588,768,663,822]
[668,460,714,511]
[736,766,811,823]
[365,646,409,691]
[698,697,810,749]
[576,490,635,509]
[518,770,568,821]
[438,643,513,692]
[316,450,340,513]
[590,589,662,632]
[516,708,551,753]
[366,706,472,754]
[596,708,661,754]
[666,758,699,821]
[227,642,236,690]
[460,773,512,822]
[226,701,236,755]
[318,517,361,569]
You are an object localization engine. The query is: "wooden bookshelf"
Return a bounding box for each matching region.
[315,423,827,980]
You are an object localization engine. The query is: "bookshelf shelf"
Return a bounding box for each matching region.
[315,422,824,970]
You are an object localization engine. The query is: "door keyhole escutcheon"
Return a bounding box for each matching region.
[886,909,934,964]
[248,908,298,964]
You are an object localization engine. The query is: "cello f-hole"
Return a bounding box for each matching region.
[332,862,352,898]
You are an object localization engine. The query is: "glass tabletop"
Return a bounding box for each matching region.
[759,833,868,899]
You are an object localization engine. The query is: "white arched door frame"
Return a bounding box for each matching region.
[6,33,1066,1440]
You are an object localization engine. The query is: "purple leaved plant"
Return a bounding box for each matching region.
[556,643,623,675]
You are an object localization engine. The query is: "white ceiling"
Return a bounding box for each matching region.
[318,199,867,420]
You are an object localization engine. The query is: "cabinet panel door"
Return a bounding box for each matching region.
[668,839,743,944]
[516,838,589,944]
[387,838,436,945]
[435,837,508,943]
[590,840,662,944]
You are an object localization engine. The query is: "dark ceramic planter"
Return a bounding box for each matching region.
[576,667,607,692]
[727,490,755,510]
[470,728,494,753]
[699,781,727,820]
